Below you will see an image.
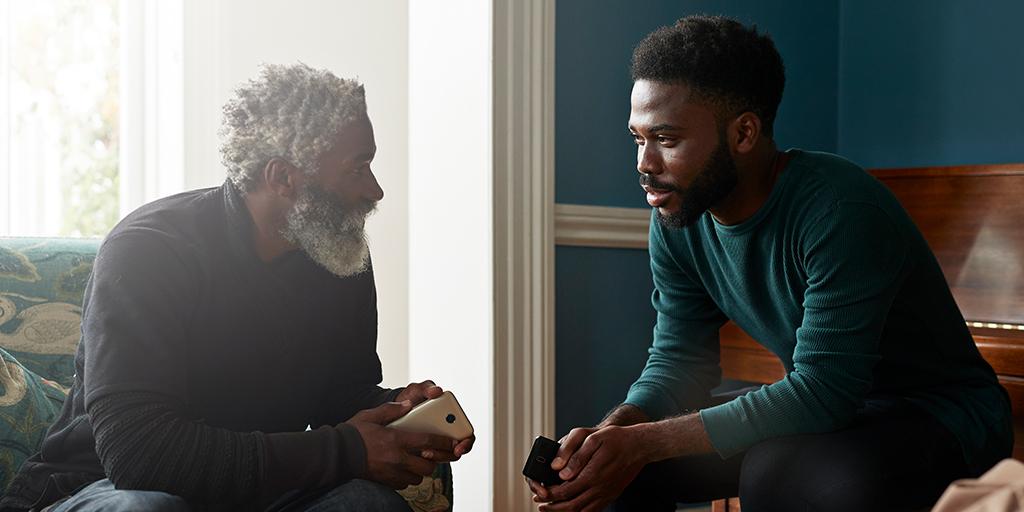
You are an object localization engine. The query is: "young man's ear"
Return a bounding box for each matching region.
[263,158,301,199]
[728,112,762,155]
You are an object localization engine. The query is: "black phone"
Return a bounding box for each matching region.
[522,436,564,486]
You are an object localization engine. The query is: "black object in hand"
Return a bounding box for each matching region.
[522,436,564,486]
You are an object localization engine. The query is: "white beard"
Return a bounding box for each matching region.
[281,183,375,278]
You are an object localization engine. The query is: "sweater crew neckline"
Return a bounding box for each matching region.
[713,149,801,236]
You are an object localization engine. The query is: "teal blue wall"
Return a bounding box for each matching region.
[837,0,1024,168]
[555,246,656,435]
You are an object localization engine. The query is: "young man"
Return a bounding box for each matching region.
[2,64,473,512]
[528,15,1011,512]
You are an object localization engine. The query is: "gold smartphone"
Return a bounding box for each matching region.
[387,391,474,440]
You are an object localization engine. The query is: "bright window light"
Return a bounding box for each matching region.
[0,0,183,238]
[0,0,120,237]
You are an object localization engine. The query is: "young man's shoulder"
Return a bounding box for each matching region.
[787,150,877,197]
[786,150,905,218]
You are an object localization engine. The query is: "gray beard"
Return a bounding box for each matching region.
[281,183,375,278]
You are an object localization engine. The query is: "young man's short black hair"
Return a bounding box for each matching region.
[631,15,786,137]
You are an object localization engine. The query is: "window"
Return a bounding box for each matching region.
[1,0,119,236]
[0,0,182,238]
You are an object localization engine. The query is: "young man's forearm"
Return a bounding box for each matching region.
[600,404,716,461]
[633,412,715,460]
[598,403,651,428]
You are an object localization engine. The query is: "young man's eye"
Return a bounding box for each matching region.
[631,134,644,145]
[657,136,674,144]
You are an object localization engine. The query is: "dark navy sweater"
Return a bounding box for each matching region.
[3,181,392,510]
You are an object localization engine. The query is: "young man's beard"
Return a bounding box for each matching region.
[655,134,739,230]
[281,183,376,278]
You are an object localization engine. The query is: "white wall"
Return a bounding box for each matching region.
[182,4,499,507]
[409,1,494,509]
[182,0,410,387]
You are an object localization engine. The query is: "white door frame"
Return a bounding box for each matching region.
[409,0,555,508]
[492,0,557,509]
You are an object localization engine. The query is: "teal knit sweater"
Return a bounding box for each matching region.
[624,150,1012,474]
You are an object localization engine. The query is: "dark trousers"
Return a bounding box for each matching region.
[608,398,969,512]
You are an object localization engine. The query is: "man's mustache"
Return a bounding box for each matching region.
[639,174,679,193]
[352,199,378,217]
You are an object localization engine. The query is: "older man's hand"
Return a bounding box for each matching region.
[347,401,453,489]
[393,380,476,461]
[395,380,444,406]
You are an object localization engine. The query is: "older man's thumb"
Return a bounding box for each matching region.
[367,400,413,425]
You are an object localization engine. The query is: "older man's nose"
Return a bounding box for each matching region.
[364,170,384,202]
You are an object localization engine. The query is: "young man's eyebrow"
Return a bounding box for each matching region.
[627,123,681,133]
[648,123,680,133]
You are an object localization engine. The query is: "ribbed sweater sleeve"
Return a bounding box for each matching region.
[699,202,908,457]
[91,391,367,505]
[624,212,728,419]
[90,391,263,503]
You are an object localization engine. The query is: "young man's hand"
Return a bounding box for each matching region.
[528,410,715,510]
[526,404,652,504]
[524,426,595,500]
[528,425,653,511]
[393,380,477,459]
[346,401,459,489]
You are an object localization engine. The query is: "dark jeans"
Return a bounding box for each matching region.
[608,398,969,512]
[46,478,412,512]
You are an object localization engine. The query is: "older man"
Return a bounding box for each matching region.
[1,64,471,512]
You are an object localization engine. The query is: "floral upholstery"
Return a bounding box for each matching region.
[0,238,96,389]
[0,347,67,492]
[0,237,96,492]
[0,237,452,510]
[398,462,453,512]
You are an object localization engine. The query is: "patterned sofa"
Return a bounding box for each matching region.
[0,237,451,511]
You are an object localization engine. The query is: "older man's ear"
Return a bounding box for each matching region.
[261,157,303,200]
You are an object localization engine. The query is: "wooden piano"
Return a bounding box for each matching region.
[712,163,1024,512]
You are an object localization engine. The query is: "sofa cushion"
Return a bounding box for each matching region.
[0,237,99,388]
[0,347,67,490]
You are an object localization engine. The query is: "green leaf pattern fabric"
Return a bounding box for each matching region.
[0,347,66,488]
[0,238,96,492]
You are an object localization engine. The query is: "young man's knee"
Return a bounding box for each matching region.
[739,438,884,512]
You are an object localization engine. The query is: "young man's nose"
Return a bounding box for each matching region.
[637,144,662,175]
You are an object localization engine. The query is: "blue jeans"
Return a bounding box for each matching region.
[48,478,412,512]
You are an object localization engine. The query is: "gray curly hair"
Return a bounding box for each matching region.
[219,63,367,193]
